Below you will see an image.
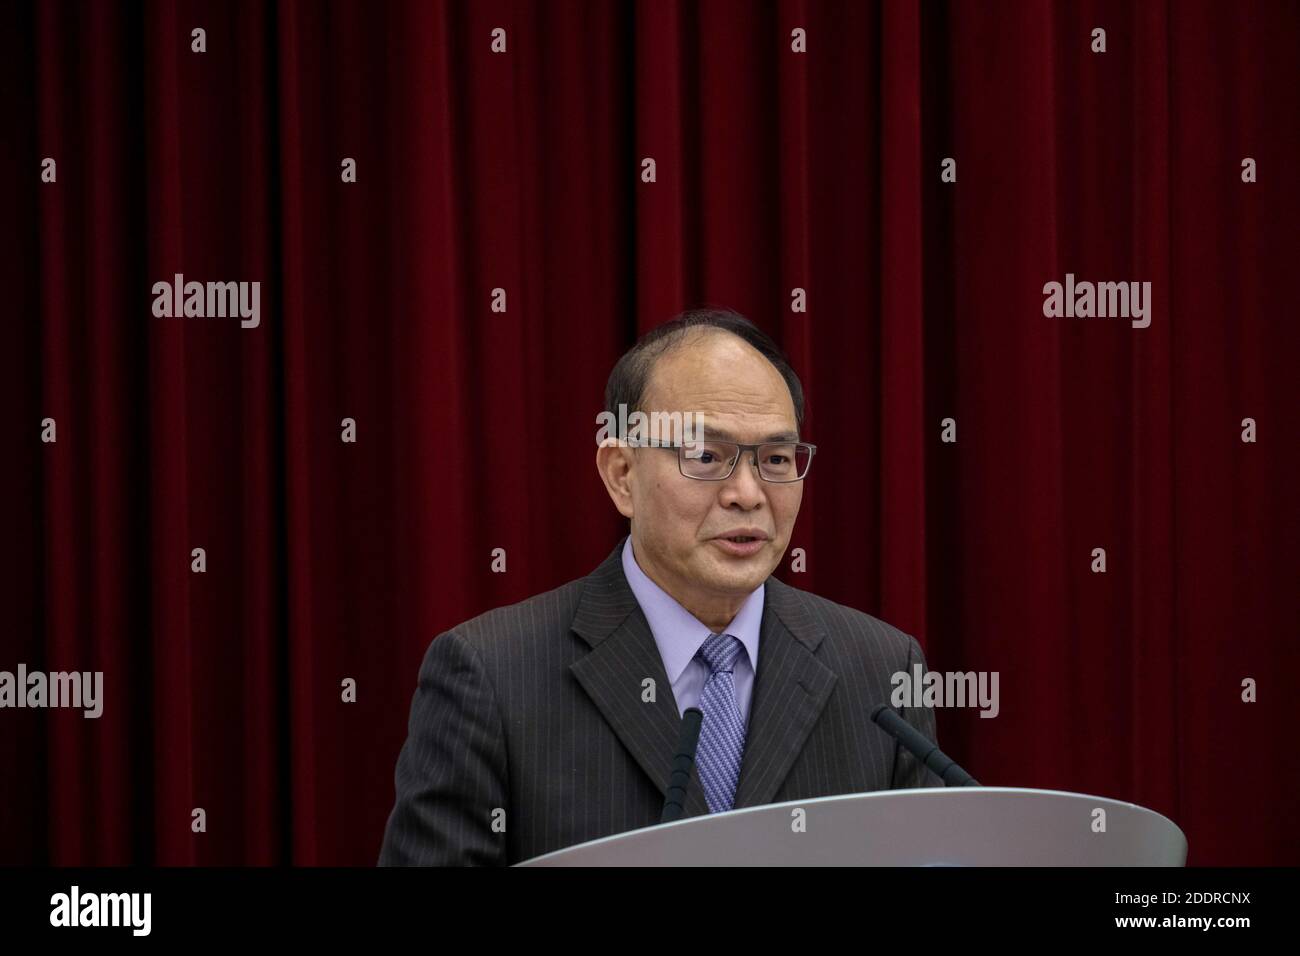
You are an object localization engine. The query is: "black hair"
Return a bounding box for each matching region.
[603,306,805,436]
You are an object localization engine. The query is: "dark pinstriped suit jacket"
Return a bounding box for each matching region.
[378,536,942,865]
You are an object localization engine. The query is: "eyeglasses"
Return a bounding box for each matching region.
[635,440,817,482]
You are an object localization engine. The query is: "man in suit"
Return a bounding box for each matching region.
[379,307,942,866]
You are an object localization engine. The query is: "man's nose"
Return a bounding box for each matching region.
[721,450,765,505]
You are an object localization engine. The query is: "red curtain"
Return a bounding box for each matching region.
[2,0,1295,865]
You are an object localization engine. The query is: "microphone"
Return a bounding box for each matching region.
[871,703,980,787]
[660,707,704,822]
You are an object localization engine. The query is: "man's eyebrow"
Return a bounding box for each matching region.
[698,427,800,443]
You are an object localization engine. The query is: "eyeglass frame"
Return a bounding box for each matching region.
[627,438,818,483]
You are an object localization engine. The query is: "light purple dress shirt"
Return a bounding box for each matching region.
[621,536,763,728]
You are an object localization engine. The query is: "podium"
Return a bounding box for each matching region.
[516,787,1187,866]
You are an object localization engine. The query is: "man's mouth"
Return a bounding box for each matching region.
[711,532,770,556]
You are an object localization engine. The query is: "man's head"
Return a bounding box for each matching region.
[596,308,808,630]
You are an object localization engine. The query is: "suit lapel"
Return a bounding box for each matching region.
[733,575,838,808]
[569,538,711,817]
[569,538,836,817]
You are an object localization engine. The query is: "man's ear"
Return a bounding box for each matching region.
[595,439,636,520]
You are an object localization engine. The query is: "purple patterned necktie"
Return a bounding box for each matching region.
[695,632,748,813]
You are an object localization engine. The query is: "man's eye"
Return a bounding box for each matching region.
[766,455,788,465]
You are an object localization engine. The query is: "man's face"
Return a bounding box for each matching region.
[606,331,805,618]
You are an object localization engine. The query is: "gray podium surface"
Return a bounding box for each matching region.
[517,787,1187,866]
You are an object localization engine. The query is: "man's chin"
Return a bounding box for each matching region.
[696,550,774,593]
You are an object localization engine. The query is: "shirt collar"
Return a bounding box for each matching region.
[621,536,764,683]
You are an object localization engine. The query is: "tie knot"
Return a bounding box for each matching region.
[697,632,744,675]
